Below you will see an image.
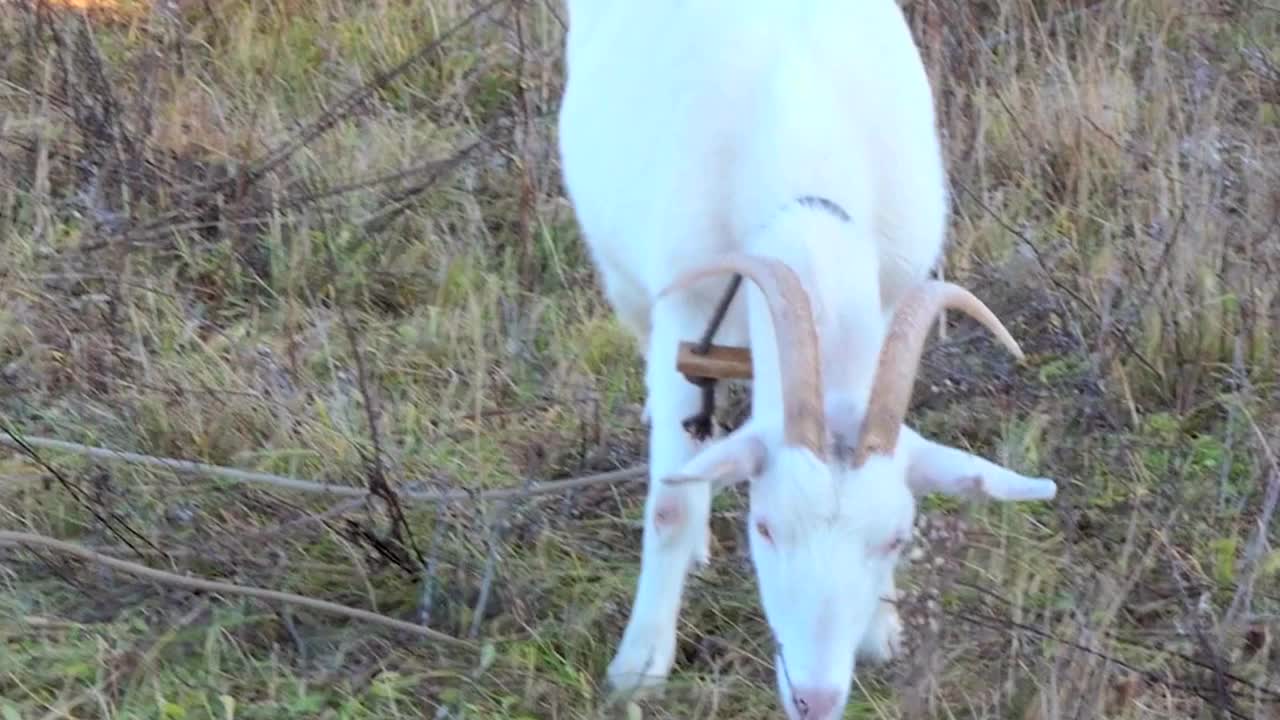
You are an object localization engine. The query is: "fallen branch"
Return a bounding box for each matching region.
[1226,405,1280,626]
[86,496,372,560]
[0,434,647,502]
[0,530,475,650]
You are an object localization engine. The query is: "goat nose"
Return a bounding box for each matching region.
[792,687,841,719]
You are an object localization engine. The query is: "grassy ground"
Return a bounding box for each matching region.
[1,0,1278,718]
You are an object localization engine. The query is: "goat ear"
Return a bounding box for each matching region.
[663,427,768,492]
[898,426,1058,502]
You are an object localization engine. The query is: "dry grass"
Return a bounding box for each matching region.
[1,0,1278,718]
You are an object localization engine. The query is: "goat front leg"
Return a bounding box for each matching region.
[606,310,713,697]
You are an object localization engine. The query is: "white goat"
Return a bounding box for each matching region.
[556,3,1058,718]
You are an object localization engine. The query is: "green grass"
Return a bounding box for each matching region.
[2,0,1278,718]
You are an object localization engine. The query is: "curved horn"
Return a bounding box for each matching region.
[660,254,825,458]
[852,281,1024,467]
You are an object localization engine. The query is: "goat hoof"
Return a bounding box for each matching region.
[605,632,676,699]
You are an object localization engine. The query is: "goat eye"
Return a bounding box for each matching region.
[754,519,773,543]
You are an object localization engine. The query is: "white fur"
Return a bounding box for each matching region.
[557,3,1058,718]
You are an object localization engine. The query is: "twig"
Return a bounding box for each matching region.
[1218,336,1246,513]
[110,0,510,245]
[1,426,157,558]
[469,523,504,640]
[467,464,538,641]
[114,133,502,246]
[1226,405,1280,626]
[417,501,450,628]
[86,496,372,560]
[950,178,1168,389]
[316,194,425,571]
[0,433,647,502]
[0,530,475,650]
[947,608,1280,709]
[1158,531,1236,720]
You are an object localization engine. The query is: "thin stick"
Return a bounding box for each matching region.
[0,530,475,649]
[0,434,646,502]
[1226,405,1280,626]
[88,496,372,559]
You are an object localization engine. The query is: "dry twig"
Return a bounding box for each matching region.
[0,433,647,502]
[0,530,475,649]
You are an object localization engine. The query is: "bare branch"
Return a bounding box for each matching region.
[0,530,474,649]
[1226,404,1280,627]
[0,433,646,502]
[1,426,158,558]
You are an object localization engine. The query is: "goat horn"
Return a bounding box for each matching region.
[852,281,1023,467]
[660,254,825,458]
